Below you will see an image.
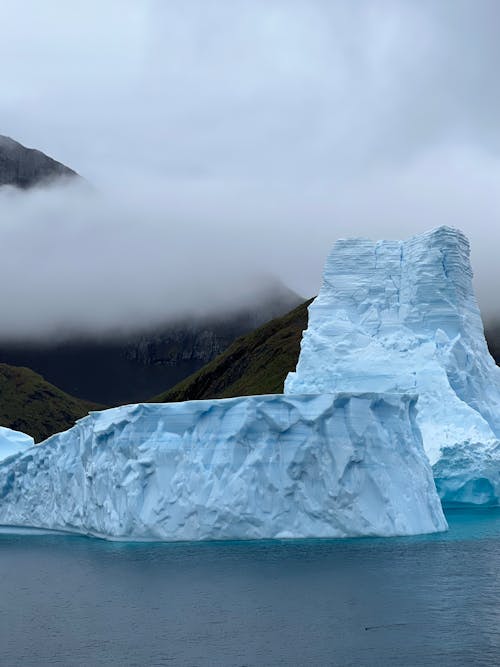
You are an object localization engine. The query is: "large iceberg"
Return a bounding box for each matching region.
[0,395,446,539]
[2,224,495,539]
[285,226,500,505]
[0,426,34,463]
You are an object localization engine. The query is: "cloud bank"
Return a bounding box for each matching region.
[0,0,499,337]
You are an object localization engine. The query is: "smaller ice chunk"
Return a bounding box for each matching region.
[433,441,500,506]
[0,426,34,462]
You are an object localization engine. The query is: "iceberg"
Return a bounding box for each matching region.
[0,394,446,540]
[4,224,495,538]
[0,426,34,463]
[285,226,500,506]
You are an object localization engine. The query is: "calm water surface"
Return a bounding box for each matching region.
[1,510,499,666]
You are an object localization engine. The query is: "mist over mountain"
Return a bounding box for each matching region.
[0,135,78,188]
[0,132,498,407]
[0,134,302,403]
[0,285,301,405]
[0,141,309,341]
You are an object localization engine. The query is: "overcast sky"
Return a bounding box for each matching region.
[1,0,500,336]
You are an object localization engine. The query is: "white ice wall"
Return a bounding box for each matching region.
[0,395,446,540]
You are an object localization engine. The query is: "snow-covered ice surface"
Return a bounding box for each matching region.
[286,226,500,506]
[0,426,34,463]
[0,394,446,540]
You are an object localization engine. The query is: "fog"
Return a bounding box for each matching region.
[0,0,499,338]
[0,181,297,339]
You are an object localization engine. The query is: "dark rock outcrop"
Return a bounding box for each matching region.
[0,135,78,188]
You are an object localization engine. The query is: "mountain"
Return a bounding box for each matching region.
[0,286,302,405]
[152,299,312,402]
[0,135,78,188]
[0,363,103,442]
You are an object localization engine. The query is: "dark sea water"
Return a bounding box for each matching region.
[1,510,500,667]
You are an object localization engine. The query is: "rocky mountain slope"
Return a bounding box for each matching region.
[0,135,78,188]
[152,299,312,402]
[0,363,102,442]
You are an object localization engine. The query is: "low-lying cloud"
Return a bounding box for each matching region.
[1,1,500,339]
[0,180,298,340]
[1,140,499,341]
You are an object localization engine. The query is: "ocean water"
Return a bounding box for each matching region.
[1,510,499,666]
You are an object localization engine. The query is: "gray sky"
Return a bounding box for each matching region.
[1,0,500,336]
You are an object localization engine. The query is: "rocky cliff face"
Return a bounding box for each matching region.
[125,305,290,367]
[0,135,77,188]
[0,288,302,406]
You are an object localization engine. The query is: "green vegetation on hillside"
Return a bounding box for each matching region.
[152,299,313,402]
[0,363,104,442]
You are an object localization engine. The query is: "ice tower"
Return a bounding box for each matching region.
[286,226,500,504]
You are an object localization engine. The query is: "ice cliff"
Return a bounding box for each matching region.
[285,226,500,505]
[0,426,34,463]
[0,395,446,540]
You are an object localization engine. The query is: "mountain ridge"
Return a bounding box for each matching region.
[152,299,312,402]
[0,134,78,188]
